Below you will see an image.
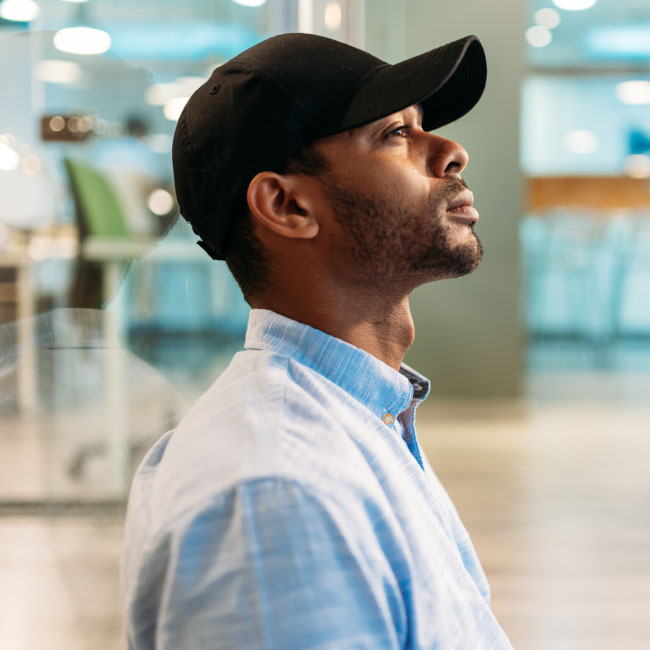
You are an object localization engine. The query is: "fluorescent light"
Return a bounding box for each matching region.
[616,80,650,105]
[553,0,596,10]
[34,59,82,84]
[163,97,189,121]
[526,26,552,48]
[298,0,313,33]
[0,142,20,172]
[232,0,266,6]
[534,8,560,29]
[585,26,650,59]
[54,26,111,55]
[564,130,599,155]
[0,0,40,22]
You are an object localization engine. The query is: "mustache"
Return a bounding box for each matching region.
[443,177,469,196]
[430,177,469,204]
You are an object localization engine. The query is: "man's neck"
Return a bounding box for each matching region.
[253,290,415,372]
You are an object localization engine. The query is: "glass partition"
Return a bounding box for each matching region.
[0,3,376,647]
[521,0,650,371]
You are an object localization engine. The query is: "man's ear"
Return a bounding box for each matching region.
[247,171,319,241]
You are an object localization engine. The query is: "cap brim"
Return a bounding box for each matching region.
[316,35,486,136]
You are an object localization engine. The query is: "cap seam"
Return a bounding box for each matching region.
[229,63,316,129]
[179,101,198,165]
[232,60,388,135]
[313,63,388,135]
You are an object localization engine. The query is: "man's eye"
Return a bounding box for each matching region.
[386,125,410,138]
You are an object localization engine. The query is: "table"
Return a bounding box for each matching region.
[0,250,36,414]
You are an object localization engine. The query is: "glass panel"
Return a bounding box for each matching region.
[3,4,383,647]
[522,0,650,373]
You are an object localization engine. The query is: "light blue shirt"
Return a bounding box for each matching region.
[122,309,513,649]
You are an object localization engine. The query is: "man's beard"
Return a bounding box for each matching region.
[324,177,483,285]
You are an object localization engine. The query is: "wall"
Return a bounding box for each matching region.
[400,0,525,399]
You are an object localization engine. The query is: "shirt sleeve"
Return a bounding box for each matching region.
[136,477,406,650]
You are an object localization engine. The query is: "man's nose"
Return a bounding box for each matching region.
[424,134,469,178]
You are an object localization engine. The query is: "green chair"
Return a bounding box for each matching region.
[64,157,133,309]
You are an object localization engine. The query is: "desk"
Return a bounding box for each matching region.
[80,237,206,496]
[0,250,36,414]
[82,236,205,307]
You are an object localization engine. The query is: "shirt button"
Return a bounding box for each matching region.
[383,413,394,425]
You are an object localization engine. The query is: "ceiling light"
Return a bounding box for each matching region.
[526,26,552,48]
[232,0,266,6]
[146,78,204,107]
[616,80,650,105]
[163,97,189,121]
[54,26,111,55]
[625,154,650,179]
[0,142,20,172]
[148,188,175,216]
[324,2,341,31]
[145,83,180,106]
[0,133,17,147]
[564,129,599,155]
[21,154,41,176]
[178,76,206,93]
[0,0,40,22]
[49,116,65,132]
[54,2,110,56]
[553,0,596,10]
[534,8,560,29]
[34,59,82,84]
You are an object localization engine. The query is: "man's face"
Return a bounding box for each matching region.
[313,104,482,288]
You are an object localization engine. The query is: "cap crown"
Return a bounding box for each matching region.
[173,35,388,254]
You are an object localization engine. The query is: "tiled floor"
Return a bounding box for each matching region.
[2,343,650,649]
[0,515,125,650]
[420,391,650,650]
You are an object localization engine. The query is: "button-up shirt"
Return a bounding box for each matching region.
[122,309,513,649]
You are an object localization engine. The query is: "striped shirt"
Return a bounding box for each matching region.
[122,308,513,649]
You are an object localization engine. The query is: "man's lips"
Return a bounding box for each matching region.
[446,189,479,222]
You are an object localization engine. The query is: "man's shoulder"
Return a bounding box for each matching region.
[138,348,373,524]
[179,346,364,439]
[179,347,352,437]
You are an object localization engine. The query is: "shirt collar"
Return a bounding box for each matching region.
[244,309,430,423]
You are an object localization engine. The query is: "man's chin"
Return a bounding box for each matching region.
[411,243,482,283]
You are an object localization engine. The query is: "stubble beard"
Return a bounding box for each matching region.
[326,177,484,287]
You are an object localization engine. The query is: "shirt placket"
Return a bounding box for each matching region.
[398,398,424,470]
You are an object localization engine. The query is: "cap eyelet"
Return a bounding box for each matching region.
[209,84,221,95]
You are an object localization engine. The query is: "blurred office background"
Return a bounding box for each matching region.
[1,0,649,648]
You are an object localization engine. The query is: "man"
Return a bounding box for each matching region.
[122,33,513,649]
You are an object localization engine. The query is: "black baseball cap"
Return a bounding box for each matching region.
[172,32,487,261]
